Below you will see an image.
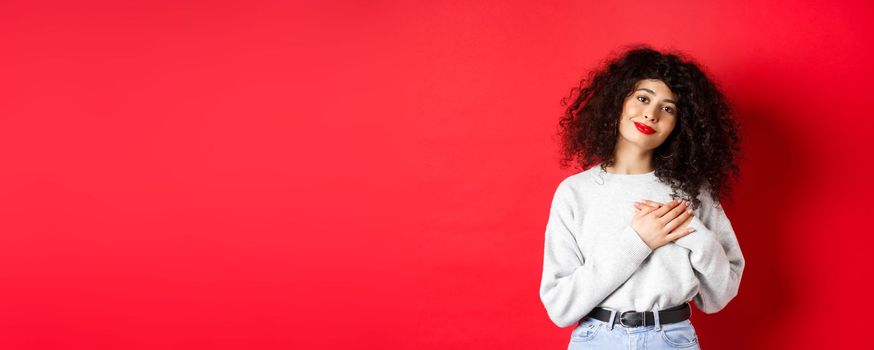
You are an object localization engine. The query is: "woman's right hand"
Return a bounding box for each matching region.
[630,199,696,250]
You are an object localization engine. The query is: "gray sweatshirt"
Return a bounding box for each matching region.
[539,163,745,328]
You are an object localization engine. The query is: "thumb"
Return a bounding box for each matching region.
[633,203,645,216]
[634,202,658,216]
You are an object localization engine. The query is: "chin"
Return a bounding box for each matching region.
[622,132,660,151]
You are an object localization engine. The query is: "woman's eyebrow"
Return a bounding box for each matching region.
[634,88,677,104]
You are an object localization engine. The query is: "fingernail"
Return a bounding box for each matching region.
[688,228,696,233]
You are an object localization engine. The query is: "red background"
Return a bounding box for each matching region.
[2,1,872,349]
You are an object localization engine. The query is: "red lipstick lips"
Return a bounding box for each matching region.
[634,122,656,135]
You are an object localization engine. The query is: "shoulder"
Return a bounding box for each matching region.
[553,165,603,195]
[692,184,732,229]
[693,183,722,210]
[548,165,604,211]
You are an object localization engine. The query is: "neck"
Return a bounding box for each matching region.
[606,139,654,174]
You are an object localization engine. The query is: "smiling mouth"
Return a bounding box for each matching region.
[634,122,656,135]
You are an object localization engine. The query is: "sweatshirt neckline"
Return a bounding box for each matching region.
[596,164,656,179]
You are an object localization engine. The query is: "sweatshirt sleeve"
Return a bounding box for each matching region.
[672,200,746,314]
[539,180,653,328]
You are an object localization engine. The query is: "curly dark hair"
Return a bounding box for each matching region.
[556,44,742,210]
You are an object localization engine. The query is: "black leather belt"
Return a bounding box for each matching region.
[583,302,691,328]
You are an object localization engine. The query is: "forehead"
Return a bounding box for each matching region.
[634,79,675,99]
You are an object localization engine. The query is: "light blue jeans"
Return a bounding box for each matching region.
[567,309,701,350]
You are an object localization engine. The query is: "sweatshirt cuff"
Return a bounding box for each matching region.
[612,225,654,263]
[673,216,720,253]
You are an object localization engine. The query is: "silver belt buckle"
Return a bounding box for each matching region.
[618,311,633,327]
[618,310,647,327]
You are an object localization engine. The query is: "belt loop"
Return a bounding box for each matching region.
[653,306,661,331]
[607,309,617,330]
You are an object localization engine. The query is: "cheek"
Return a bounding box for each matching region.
[622,101,640,116]
[660,122,677,138]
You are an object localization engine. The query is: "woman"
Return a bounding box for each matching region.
[539,45,745,349]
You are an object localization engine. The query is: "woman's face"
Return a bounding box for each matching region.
[617,79,678,152]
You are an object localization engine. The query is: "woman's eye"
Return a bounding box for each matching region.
[637,96,648,103]
[663,106,675,114]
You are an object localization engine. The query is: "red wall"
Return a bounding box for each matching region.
[1,1,872,349]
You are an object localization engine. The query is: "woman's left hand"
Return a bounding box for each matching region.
[634,199,695,236]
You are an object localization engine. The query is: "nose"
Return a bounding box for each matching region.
[644,111,658,123]
[645,105,661,122]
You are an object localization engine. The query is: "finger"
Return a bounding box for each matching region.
[636,202,660,217]
[659,200,690,224]
[665,228,692,242]
[636,201,657,209]
[665,218,696,241]
[633,203,649,216]
[662,205,693,232]
[633,202,651,209]
[640,199,664,207]
[653,199,682,218]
